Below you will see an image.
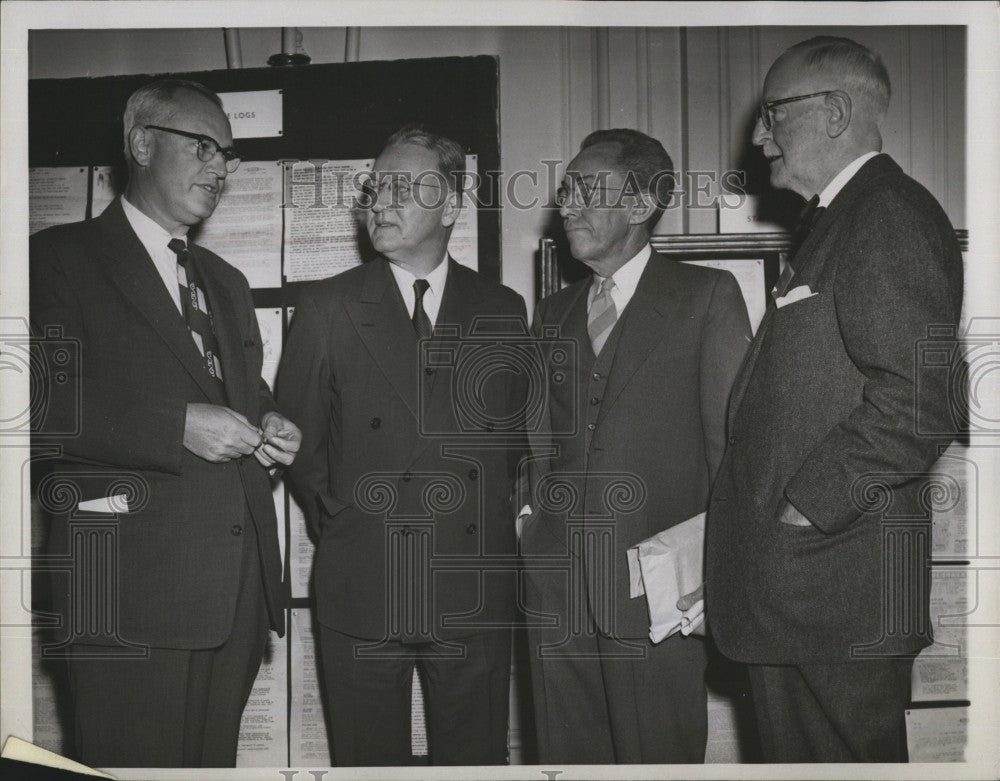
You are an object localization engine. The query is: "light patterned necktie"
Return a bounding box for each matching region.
[169,238,225,386]
[587,276,618,356]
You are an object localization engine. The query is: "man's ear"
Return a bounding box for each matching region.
[440,189,461,229]
[127,125,152,167]
[825,91,852,138]
[627,191,658,226]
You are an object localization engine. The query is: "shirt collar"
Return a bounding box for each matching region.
[388,253,449,297]
[817,151,880,207]
[592,243,652,304]
[120,195,187,248]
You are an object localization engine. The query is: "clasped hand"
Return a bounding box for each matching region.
[184,403,301,468]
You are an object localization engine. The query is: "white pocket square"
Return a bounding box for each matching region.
[775,285,817,308]
[77,494,130,514]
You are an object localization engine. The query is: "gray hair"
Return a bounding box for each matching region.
[786,36,891,120]
[578,127,675,229]
[122,79,223,158]
[383,124,467,198]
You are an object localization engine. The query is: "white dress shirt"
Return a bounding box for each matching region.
[817,151,879,207]
[120,195,186,314]
[387,254,449,328]
[588,243,652,316]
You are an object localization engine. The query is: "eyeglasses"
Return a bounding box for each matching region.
[757,91,834,131]
[144,125,241,172]
[555,181,629,208]
[357,174,445,209]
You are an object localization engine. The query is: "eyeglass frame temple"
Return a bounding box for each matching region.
[141,125,241,170]
[757,91,835,130]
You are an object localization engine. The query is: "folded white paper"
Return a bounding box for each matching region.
[77,494,129,514]
[627,512,705,643]
[774,284,816,308]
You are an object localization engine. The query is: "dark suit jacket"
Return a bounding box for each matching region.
[277,257,528,641]
[523,252,751,639]
[30,199,285,650]
[706,154,964,663]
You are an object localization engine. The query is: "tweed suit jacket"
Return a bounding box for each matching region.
[278,257,528,641]
[706,154,964,663]
[30,198,285,650]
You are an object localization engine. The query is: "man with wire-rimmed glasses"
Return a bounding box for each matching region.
[519,128,751,763]
[30,78,299,767]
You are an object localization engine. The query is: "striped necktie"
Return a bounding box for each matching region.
[588,276,618,356]
[169,238,225,385]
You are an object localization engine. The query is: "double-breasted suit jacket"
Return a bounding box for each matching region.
[706,154,964,664]
[278,257,528,642]
[30,199,285,650]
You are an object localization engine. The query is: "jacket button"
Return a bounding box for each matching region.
[468,468,479,480]
[370,417,381,429]
[587,423,596,431]
[402,472,412,482]
[466,523,477,534]
[231,525,243,536]
[424,367,435,376]
[729,435,737,446]
[590,397,600,405]
[592,372,602,381]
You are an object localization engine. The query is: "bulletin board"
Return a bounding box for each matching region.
[28,55,502,286]
[27,56,502,767]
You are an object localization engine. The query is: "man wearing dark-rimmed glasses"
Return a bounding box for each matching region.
[30,78,300,767]
[706,36,963,762]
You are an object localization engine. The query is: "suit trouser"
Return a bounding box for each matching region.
[64,518,269,768]
[319,626,512,766]
[748,659,914,762]
[522,520,708,764]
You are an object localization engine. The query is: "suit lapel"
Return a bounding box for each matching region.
[96,201,225,404]
[345,258,420,420]
[597,254,678,424]
[727,310,773,429]
[727,155,898,425]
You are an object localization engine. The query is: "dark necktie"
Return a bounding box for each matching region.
[412,278,433,339]
[168,238,225,385]
[773,194,825,301]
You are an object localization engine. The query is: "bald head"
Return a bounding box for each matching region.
[782,36,891,122]
[753,37,890,198]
